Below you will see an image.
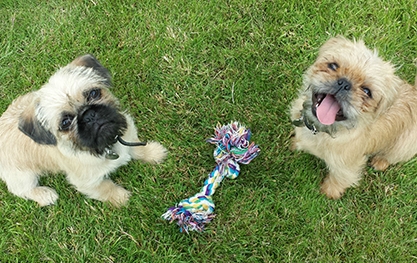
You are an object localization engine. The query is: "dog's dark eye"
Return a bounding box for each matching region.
[362,87,372,98]
[327,62,339,71]
[87,89,101,102]
[60,115,74,131]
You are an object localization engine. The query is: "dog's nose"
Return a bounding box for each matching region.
[82,109,97,123]
[337,78,351,91]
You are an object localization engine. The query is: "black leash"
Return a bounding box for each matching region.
[117,136,147,146]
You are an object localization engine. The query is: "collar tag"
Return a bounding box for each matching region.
[105,147,119,160]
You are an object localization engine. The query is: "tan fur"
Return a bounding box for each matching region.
[0,55,167,206]
[290,37,417,199]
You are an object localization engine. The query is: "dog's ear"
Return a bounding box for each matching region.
[18,99,57,146]
[70,54,112,86]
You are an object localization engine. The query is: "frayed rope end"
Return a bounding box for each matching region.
[162,206,215,233]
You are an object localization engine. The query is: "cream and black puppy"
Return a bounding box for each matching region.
[0,55,167,206]
[291,37,417,199]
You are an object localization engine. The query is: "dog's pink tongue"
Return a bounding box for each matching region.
[316,94,340,125]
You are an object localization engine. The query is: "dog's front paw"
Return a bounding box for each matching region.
[146,141,167,163]
[132,141,167,164]
[29,186,59,206]
[320,176,345,199]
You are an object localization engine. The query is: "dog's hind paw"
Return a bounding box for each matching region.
[28,186,59,206]
[370,156,390,171]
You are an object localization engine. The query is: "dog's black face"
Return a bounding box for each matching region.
[77,104,127,155]
[18,54,131,156]
[58,103,127,155]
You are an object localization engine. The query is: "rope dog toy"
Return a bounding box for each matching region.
[162,122,260,233]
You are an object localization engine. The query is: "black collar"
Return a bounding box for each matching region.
[104,136,147,160]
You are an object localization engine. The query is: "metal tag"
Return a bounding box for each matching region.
[105,148,119,160]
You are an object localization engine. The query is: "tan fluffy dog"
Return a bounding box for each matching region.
[0,55,167,206]
[290,36,417,199]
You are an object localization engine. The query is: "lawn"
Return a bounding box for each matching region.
[0,0,417,262]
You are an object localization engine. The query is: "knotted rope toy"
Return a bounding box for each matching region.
[162,121,260,233]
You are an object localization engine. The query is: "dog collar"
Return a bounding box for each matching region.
[104,136,147,160]
[292,114,318,135]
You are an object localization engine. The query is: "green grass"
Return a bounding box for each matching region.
[1,0,417,262]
